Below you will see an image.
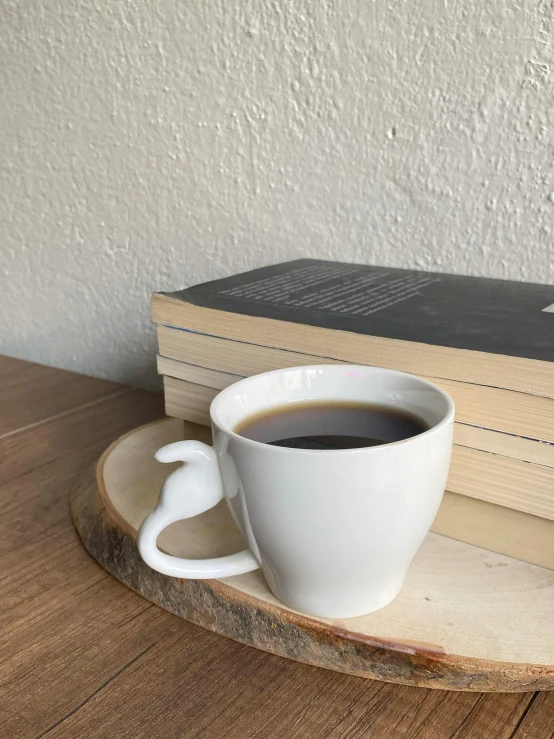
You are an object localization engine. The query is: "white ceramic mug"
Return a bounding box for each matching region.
[138,365,454,618]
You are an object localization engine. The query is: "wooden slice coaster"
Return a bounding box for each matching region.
[70,417,554,692]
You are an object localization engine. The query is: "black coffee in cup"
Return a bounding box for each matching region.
[234,401,429,450]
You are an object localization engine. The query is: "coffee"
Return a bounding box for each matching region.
[234,401,429,450]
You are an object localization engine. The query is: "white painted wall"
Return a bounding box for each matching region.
[1,1,552,388]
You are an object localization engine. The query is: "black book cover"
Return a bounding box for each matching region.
[163,259,554,362]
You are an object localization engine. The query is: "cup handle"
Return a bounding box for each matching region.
[137,440,259,579]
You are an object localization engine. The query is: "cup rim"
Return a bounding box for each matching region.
[210,364,455,454]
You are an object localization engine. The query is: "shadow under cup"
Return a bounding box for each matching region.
[211,365,455,619]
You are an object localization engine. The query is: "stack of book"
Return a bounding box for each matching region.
[152,259,554,570]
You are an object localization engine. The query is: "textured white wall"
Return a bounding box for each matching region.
[1,1,553,388]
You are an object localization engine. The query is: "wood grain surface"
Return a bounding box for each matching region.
[1,356,554,738]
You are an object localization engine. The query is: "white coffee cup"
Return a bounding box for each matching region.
[138,365,454,618]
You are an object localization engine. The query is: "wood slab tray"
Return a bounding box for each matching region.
[70,418,554,692]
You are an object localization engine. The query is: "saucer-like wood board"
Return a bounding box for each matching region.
[70,418,554,692]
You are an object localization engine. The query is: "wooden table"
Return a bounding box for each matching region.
[1,356,553,739]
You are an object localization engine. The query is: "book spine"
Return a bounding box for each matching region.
[431,493,554,570]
